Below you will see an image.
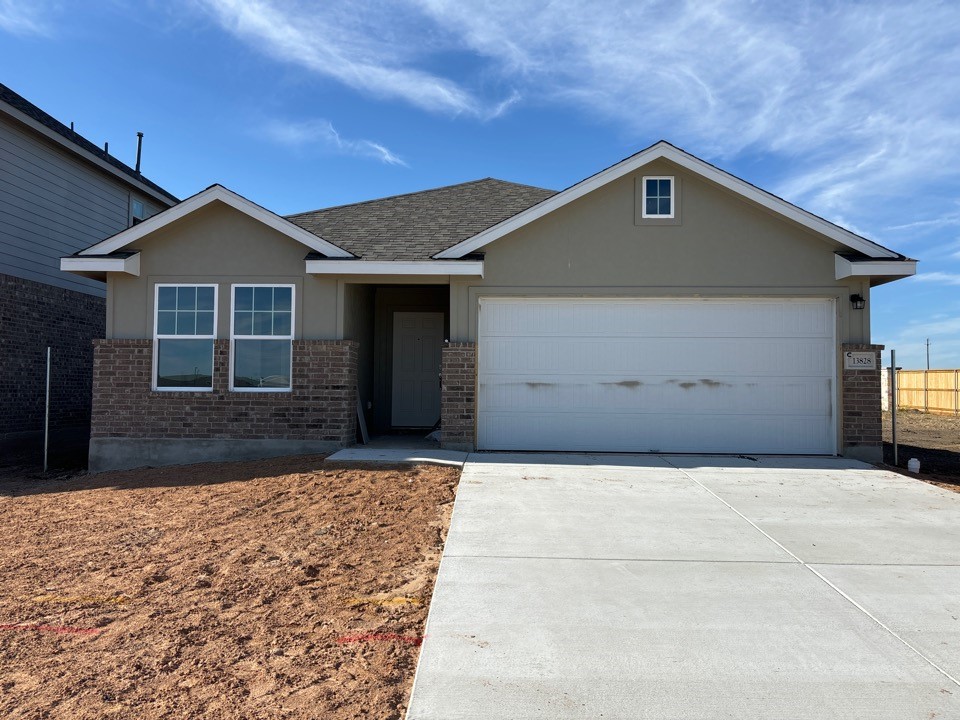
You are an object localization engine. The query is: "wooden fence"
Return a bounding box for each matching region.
[888,369,960,415]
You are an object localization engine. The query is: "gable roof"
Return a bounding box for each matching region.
[435,141,901,260]
[0,82,178,207]
[286,178,556,261]
[76,185,354,258]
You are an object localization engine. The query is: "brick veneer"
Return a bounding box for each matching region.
[0,273,104,438]
[91,339,358,444]
[840,343,883,462]
[440,342,476,450]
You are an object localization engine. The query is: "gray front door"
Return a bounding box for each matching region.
[392,311,444,427]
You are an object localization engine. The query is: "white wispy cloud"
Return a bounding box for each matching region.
[911,272,960,287]
[195,0,487,116]
[193,0,960,232]
[0,0,52,35]
[264,119,407,166]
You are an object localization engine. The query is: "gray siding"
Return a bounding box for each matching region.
[0,117,162,296]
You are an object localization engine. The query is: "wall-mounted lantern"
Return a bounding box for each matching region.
[850,293,866,310]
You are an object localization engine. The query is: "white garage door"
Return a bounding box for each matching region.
[477,298,836,454]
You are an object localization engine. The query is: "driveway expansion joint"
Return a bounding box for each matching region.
[661,455,960,690]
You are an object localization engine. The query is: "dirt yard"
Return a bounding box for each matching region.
[882,410,960,491]
[0,455,460,719]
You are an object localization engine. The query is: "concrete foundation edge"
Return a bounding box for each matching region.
[89,437,344,472]
[842,444,883,464]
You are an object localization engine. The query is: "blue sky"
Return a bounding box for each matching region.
[2,0,959,369]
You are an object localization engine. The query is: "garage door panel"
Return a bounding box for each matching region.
[477,298,836,454]
[480,299,835,339]
[481,337,835,376]
[478,411,833,454]
[479,376,832,415]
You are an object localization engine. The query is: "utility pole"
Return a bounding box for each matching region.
[926,338,931,370]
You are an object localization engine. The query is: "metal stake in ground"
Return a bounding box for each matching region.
[43,346,51,473]
[891,348,898,467]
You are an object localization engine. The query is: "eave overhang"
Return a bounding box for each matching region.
[60,252,140,281]
[835,254,916,286]
[305,259,484,277]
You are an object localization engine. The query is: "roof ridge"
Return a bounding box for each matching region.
[285,177,553,218]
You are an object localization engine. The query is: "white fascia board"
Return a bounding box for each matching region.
[835,255,916,280]
[306,259,484,276]
[61,252,140,276]
[436,142,899,260]
[77,185,354,258]
[0,103,176,208]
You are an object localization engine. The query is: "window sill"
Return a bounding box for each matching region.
[229,388,293,393]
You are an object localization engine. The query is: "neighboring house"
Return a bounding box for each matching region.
[0,82,177,459]
[60,142,916,472]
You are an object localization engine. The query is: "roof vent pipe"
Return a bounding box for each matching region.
[103,141,108,155]
[135,132,143,174]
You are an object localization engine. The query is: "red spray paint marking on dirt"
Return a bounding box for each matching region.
[0,623,102,636]
[335,632,422,646]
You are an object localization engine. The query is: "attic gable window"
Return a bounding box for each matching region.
[131,198,146,226]
[642,176,674,218]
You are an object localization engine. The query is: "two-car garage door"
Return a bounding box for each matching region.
[477,298,836,454]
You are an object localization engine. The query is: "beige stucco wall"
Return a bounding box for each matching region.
[450,159,870,343]
[107,201,340,339]
[107,164,872,348]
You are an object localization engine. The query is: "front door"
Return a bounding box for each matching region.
[392,312,444,427]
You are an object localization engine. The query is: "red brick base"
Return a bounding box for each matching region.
[89,339,358,469]
[440,342,476,450]
[840,343,883,462]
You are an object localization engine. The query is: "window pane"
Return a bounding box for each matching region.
[176,311,196,335]
[235,286,253,311]
[196,311,214,336]
[253,286,274,311]
[157,339,213,388]
[659,178,671,197]
[157,310,176,335]
[233,339,291,389]
[646,198,659,215]
[253,311,273,335]
[157,286,177,311]
[646,178,658,196]
[177,286,197,311]
[659,198,672,215]
[273,311,291,336]
[234,311,253,335]
[274,287,292,311]
[197,286,215,311]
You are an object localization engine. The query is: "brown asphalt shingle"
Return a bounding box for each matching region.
[285,178,556,260]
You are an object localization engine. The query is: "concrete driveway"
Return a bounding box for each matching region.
[406,455,960,719]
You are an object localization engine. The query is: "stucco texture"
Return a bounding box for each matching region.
[450,159,869,343]
[107,201,339,340]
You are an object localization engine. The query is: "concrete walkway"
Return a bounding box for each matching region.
[407,454,960,719]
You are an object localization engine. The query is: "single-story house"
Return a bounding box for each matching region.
[61,141,916,472]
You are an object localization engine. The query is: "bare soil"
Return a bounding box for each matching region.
[882,410,960,492]
[0,455,460,719]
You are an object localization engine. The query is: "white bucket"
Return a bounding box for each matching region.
[907,458,921,473]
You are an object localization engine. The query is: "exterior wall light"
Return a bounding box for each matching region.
[850,293,865,310]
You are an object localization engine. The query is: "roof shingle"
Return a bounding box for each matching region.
[285,178,556,260]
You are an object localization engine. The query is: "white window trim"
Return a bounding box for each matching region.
[152,283,218,392]
[641,175,675,219]
[229,283,296,393]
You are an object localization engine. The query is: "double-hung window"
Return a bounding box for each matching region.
[641,176,674,218]
[231,285,294,391]
[154,284,217,390]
